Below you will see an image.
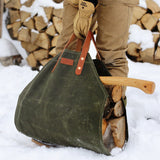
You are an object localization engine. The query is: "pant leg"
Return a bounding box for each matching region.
[56,0,79,54]
[96,0,139,77]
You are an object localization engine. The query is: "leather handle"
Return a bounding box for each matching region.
[75,31,101,75]
[100,76,155,94]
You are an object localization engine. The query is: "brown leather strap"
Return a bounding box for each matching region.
[75,31,101,75]
[51,33,76,72]
[76,39,83,52]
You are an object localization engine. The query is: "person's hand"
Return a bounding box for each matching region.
[73,0,97,39]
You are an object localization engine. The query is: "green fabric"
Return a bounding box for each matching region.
[15,49,111,155]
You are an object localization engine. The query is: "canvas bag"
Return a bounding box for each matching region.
[15,31,127,155]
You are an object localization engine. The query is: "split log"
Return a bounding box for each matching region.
[23,18,35,29]
[112,86,122,103]
[155,47,160,60]
[7,21,21,39]
[21,41,39,53]
[33,49,49,61]
[127,42,141,57]
[152,13,160,19]
[8,10,20,23]
[109,116,126,148]
[40,58,52,66]
[18,27,30,42]
[113,100,124,118]
[20,11,31,23]
[146,0,160,14]
[139,48,155,63]
[135,20,144,29]
[0,54,22,66]
[23,0,35,7]
[26,53,37,68]
[31,30,39,44]
[35,33,50,49]
[53,8,63,19]
[49,48,57,57]
[131,6,146,24]
[5,0,21,9]
[34,16,47,31]
[141,14,158,30]
[44,7,53,21]
[51,35,59,47]
[102,118,108,135]
[46,24,56,36]
[153,32,160,44]
[53,16,63,34]
[157,22,160,32]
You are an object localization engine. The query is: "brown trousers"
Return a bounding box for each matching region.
[56,0,139,77]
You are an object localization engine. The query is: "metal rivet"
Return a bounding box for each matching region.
[78,67,81,70]
[81,57,84,61]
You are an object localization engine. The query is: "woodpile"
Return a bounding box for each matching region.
[127,0,160,65]
[5,0,63,69]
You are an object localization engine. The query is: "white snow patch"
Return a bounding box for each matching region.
[139,0,147,8]
[128,25,154,51]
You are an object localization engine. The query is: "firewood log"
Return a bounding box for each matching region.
[23,0,35,7]
[49,48,57,57]
[31,31,39,44]
[109,116,126,148]
[44,7,53,21]
[33,49,49,61]
[8,10,20,23]
[21,42,39,53]
[23,18,34,30]
[35,33,50,49]
[51,35,59,47]
[20,11,31,23]
[102,118,108,135]
[155,47,160,60]
[40,58,52,66]
[153,32,160,44]
[127,42,141,57]
[112,86,122,103]
[27,53,37,68]
[136,20,144,29]
[53,9,63,19]
[146,0,160,13]
[139,48,155,63]
[53,16,63,34]
[34,16,47,31]
[5,0,21,9]
[18,27,30,42]
[0,0,3,38]
[131,6,146,24]
[141,14,158,30]
[152,13,160,19]
[7,21,21,39]
[46,24,56,36]
[157,22,160,32]
[113,100,124,118]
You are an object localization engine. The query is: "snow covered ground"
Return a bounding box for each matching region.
[1,0,160,160]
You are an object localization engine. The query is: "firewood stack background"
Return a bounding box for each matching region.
[127,0,160,65]
[4,0,160,68]
[5,0,63,69]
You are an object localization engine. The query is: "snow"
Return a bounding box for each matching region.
[20,0,63,23]
[1,1,160,160]
[128,25,155,51]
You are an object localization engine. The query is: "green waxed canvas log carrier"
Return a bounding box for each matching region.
[14,31,128,155]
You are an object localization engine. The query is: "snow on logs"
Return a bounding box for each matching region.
[127,0,160,65]
[5,0,63,69]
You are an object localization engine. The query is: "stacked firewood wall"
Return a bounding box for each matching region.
[5,0,160,68]
[5,0,63,69]
[127,1,160,64]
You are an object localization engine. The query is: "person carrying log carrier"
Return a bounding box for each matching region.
[53,0,139,150]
